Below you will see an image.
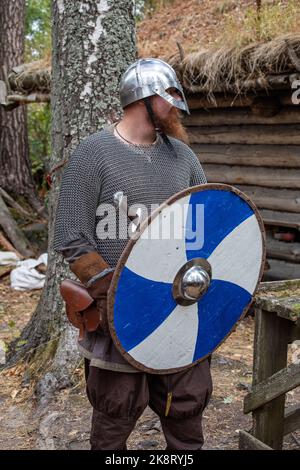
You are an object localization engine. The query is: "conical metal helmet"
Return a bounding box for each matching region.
[119,58,190,114]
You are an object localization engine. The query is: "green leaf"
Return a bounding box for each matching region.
[223,396,233,404]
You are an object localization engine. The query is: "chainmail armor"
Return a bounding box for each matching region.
[53,124,207,373]
[53,124,207,265]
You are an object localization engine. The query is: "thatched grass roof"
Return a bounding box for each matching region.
[168,33,300,97]
[3,35,300,104]
[8,58,51,94]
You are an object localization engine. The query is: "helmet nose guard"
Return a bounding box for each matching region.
[119,58,190,115]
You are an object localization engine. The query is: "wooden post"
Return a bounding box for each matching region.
[252,307,290,449]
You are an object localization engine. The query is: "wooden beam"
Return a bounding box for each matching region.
[284,404,300,436]
[288,324,300,343]
[244,363,300,414]
[234,186,300,214]
[188,125,300,145]
[183,73,300,94]
[0,194,33,258]
[186,92,296,110]
[259,210,300,230]
[0,80,7,105]
[239,430,273,450]
[250,196,299,214]
[266,238,300,263]
[193,144,300,168]
[255,279,300,318]
[264,259,300,281]
[203,164,300,189]
[250,308,290,449]
[185,106,300,126]
[7,93,50,104]
[0,231,24,259]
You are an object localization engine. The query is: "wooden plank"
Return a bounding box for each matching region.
[251,308,290,449]
[264,259,300,281]
[255,279,300,318]
[184,73,299,94]
[203,164,300,189]
[235,186,300,214]
[188,125,300,145]
[258,279,300,293]
[260,210,300,230]
[193,144,300,168]
[186,92,296,110]
[244,362,300,414]
[239,430,273,450]
[288,324,300,343]
[284,404,300,435]
[0,80,7,105]
[266,238,300,263]
[185,106,300,126]
[187,93,253,109]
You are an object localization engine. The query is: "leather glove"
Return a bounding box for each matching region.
[86,270,114,334]
[70,252,114,334]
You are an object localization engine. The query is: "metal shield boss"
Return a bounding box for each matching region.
[107,184,266,374]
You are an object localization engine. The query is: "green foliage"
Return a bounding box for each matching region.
[25,0,51,61]
[135,0,176,21]
[28,103,51,190]
[25,0,52,194]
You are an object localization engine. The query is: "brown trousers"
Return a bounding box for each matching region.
[84,357,213,450]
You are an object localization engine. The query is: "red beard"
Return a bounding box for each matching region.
[155,107,190,144]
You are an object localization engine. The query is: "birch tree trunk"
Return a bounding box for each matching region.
[7,0,136,402]
[0,0,44,214]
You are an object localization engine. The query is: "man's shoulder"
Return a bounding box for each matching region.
[167,136,196,159]
[77,126,111,150]
[70,126,113,163]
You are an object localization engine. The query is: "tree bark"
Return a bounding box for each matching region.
[7,0,136,402]
[0,0,45,214]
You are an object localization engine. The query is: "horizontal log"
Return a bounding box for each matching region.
[188,125,300,145]
[284,404,300,435]
[239,430,273,450]
[258,279,300,292]
[255,279,300,319]
[186,92,295,110]
[0,80,7,105]
[194,144,300,168]
[7,93,50,104]
[203,164,300,189]
[0,194,33,258]
[185,106,300,126]
[195,144,300,168]
[288,324,300,343]
[259,210,300,230]
[263,259,300,281]
[184,73,300,94]
[246,197,299,214]
[244,363,300,413]
[266,238,300,262]
[235,186,300,213]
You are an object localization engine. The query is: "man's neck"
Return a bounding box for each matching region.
[115,113,157,145]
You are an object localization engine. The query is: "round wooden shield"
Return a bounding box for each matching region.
[107,184,266,374]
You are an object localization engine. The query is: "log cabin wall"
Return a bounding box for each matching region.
[184,91,300,281]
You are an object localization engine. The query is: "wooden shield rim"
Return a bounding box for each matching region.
[107,183,267,374]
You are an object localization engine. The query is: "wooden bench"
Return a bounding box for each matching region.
[239,279,300,450]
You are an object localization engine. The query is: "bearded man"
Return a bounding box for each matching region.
[53,58,213,450]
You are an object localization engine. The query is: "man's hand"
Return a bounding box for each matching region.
[86,270,114,334]
[69,252,114,334]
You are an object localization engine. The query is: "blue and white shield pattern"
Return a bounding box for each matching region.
[109,184,265,373]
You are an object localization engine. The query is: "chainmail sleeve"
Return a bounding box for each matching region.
[188,148,207,186]
[53,136,103,259]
